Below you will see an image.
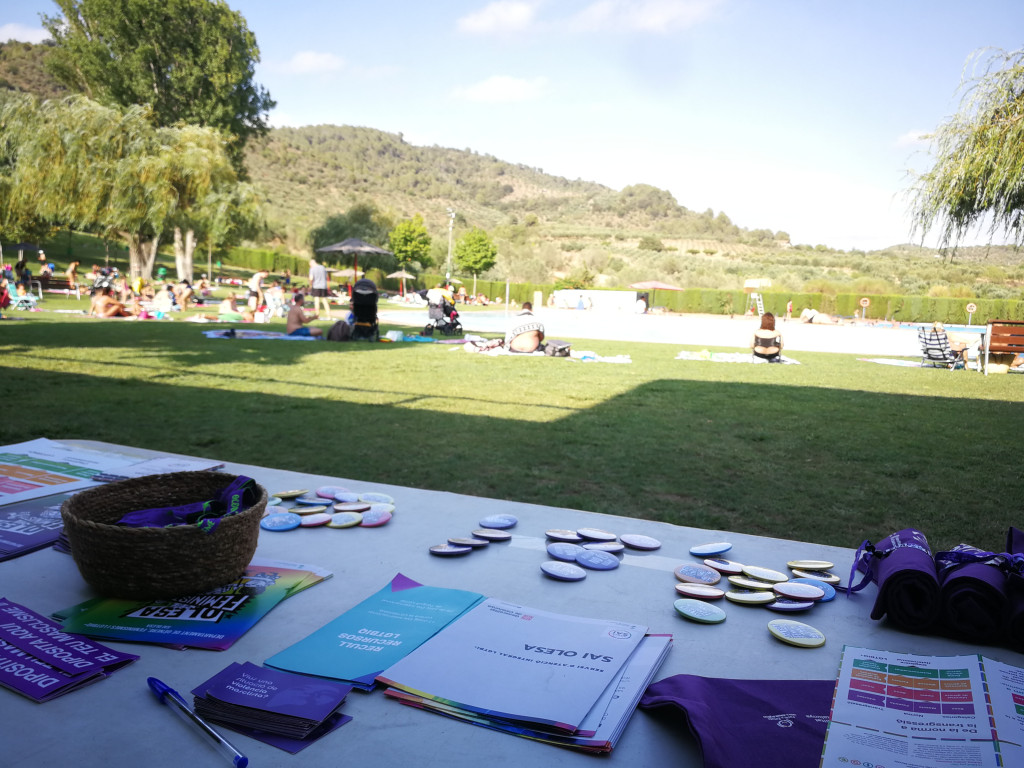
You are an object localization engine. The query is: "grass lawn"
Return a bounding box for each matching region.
[2,294,1022,555]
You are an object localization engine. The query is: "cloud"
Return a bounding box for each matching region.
[452,75,547,103]
[275,51,345,75]
[896,129,930,147]
[572,0,721,33]
[457,1,538,35]
[0,23,50,44]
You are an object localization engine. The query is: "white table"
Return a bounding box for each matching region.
[3,441,1016,767]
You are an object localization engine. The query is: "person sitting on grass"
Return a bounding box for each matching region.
[286,293,323,338]
[505,301,545,353]
[90,286,134,318]
[751,312,783,362]
[218,293,253,323]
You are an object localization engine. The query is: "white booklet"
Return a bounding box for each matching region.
[376,597,648,734]
[821,646,1024,768]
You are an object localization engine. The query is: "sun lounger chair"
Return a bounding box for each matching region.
[918,327,964,369]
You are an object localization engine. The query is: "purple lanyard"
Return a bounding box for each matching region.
[115,476,257,534]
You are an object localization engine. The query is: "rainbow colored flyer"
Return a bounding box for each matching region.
[53,558,331,651]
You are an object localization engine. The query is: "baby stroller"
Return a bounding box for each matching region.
[350,278,379,341]
[422,290,463,336]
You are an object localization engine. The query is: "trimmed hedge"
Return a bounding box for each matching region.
[219,252,1024,321]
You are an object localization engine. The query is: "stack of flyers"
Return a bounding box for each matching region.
[53,558,332,651]
[0,598,138,702]
[0,493,71,562]
[190,661,353,754]
[376,597,672,753]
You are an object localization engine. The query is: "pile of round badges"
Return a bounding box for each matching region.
[260,486,395,532]
[539,527,661,582]
[671,542,836,648]
[428,514,518,557]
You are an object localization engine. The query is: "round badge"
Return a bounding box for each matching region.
[574,549,620,570]
[316,485,349,499]
[576,527,618,542]
[360,492,394,504]
[260,512,301,531]
[790,578,836,602]
[674,583,726,599]
[689,542,732,557]
[430,544,472,557]
[620,534,661,551]
[360,508,392,527]
[674,598,727,624]
[327,512,362,528]
[773,582,826,601]
[294,493,328,506]
[334,501,371,513]
[674,563,722,585]
[479,514,517,529]
[472,528,512,541]
[293,504,328,515]
[767,619,826,648]
[786,559,835,571]
[267,496,282,507]
[547,542,585,561]
[334,490,361,503]
[299,512,332,527]
[448,537,489,548]
[725,589,776,605]
[546,529,583,543]
[766,598,815,613]
[789,568,840,585]
[272,490,308,500]
[541,561,587,581]
[583,541,625,554]
[704,557,744,575]
[741,565,789,583]
[727,575,775,590]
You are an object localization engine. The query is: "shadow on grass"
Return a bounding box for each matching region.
[3,360,1021,553]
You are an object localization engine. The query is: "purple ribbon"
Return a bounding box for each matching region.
[115,476,258,533]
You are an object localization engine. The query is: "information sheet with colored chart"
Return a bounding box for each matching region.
[0,438,137,506]
[820,646,1024,768]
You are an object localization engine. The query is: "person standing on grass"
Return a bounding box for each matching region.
[286,293,323,337]
[308,258,332,319]
[247,269,269,311]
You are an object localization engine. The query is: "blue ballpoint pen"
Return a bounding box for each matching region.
[147,677,249,768]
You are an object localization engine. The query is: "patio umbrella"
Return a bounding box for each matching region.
[629,280,683,311]
[386,269,416,296]
[316,238,395,297]
[2,242,40,268]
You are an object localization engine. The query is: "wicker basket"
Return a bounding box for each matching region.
[61,471,267,600]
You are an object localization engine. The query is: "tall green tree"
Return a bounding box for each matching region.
[0,93,242,279]
[309,202,393,251]
[454,227,497,277]
[911,47,1024,248]
[388,214,432,270]
[42,0,274,174]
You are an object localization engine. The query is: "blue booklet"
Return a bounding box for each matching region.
[265,573,484,690]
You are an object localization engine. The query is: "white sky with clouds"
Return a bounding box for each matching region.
[4,0,1024,250]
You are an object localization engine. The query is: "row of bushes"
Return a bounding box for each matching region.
[224,251,1024,322]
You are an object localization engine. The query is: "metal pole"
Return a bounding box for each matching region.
[446,208,455,281]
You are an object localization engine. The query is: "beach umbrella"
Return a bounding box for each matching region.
[317,238,394,276]
[386,269,416,296]
[2,242,40,268]
[629,280,683,311]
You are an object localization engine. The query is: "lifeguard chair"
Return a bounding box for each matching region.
[743,278,772,315]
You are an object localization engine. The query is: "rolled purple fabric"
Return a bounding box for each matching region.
[1003,527,1024,652]
[639,675,834,768]
[859,528,941,632]
[937,544,1007,645]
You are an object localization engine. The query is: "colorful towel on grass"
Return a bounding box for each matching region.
[675,350,800,365]
[203,329,319,341]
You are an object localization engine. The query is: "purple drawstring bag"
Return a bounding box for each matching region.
[936,543,1007,645]
[851,528,941,632]
[639,675,834,768]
